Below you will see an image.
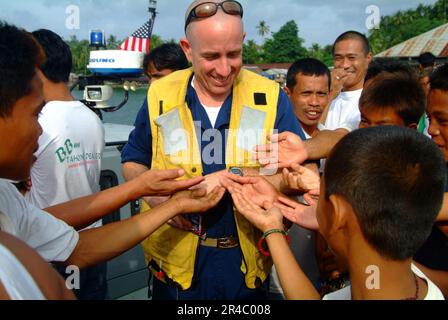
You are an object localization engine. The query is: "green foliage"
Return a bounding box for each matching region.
[150,34,163,49]
[368,0,447,54]
[107,34,120,49]
[67,35,91,75]
[306,43,333,67]
[243,40,262,64]
[68,0,447,74]
[262,20,307,63]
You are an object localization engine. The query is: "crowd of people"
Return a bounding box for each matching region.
[0,0,447,300]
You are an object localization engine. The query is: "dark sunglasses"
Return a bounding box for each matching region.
[185,1,244,31]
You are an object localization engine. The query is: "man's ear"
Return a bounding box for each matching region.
[328,194,352,236]
[179,38,193,63]
[366,52,373,64]
[284,86,292,98]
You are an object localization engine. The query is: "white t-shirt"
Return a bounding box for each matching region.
[0,179,79,262]
[323,264,445,300]
[26,101,105,228]
[0,242,45,300]
[323,89,362,132]
[202,105,222,128]
[191,76,222,128]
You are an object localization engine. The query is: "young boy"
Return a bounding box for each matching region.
[228,125,445,299]
[359,72,425,129]
[413,63,448,297]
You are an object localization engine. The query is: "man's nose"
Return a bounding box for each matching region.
[215,58,231,78]
[310,94,319,106]
[428,120,439,136]
[342,57,351,69]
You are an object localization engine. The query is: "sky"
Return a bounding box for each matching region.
[0,0,442,47]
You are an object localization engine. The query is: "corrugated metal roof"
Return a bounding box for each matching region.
[376,23,448,58]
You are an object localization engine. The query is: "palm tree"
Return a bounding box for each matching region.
[309,43,322,60]
[256,21,270,40]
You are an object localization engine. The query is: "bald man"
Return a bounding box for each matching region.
[121,0,305,300]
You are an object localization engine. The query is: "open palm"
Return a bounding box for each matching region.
[255,132,308,169]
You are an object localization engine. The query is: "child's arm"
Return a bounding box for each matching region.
[64,187,225,269]
[226,188,321,300]
[266,231,321,300]
[45,169,204,230]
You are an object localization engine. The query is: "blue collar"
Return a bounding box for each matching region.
[186,76,233,130]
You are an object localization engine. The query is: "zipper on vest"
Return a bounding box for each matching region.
[155,100,163,160]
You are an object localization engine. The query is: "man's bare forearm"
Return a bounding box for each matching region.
[304,129,348,160]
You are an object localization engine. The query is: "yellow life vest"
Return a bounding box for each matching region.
[141,68,280,290]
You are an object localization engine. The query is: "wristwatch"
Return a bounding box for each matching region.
[229,167,243,176]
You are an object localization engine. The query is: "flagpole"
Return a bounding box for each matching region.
[148,0,157,52]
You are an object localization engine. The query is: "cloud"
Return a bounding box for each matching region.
[1,0,439,46]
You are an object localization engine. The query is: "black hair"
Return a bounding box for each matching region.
[430,63,448,92]
[365,58,417,83]
[286,58,331,91]
[418,52,436,68]
[324,126,446,260]
[332,30,371,56]
[360,73,425,126]
[143,43,189,74]
[31,29,72,83]
[0,21,45,117]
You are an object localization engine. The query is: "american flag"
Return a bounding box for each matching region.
[120,20,153,54]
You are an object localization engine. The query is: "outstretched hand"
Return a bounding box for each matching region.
[274,196,319,231]
[282,163,320,192]
[136,169,205,198]
[254,132,308,170]
[221,173,280,207]
[192,170,226,195]
[226,184,284,233]
[166,186,226,232]
[171,186,226,214]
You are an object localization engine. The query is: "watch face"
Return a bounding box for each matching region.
[229,167,243,176]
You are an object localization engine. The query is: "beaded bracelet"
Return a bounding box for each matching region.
[257,229,290,257]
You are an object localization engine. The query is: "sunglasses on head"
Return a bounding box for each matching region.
[185,0,244,31]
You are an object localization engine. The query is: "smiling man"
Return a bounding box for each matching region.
[324,31,372,131]
[122,0,306,300]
